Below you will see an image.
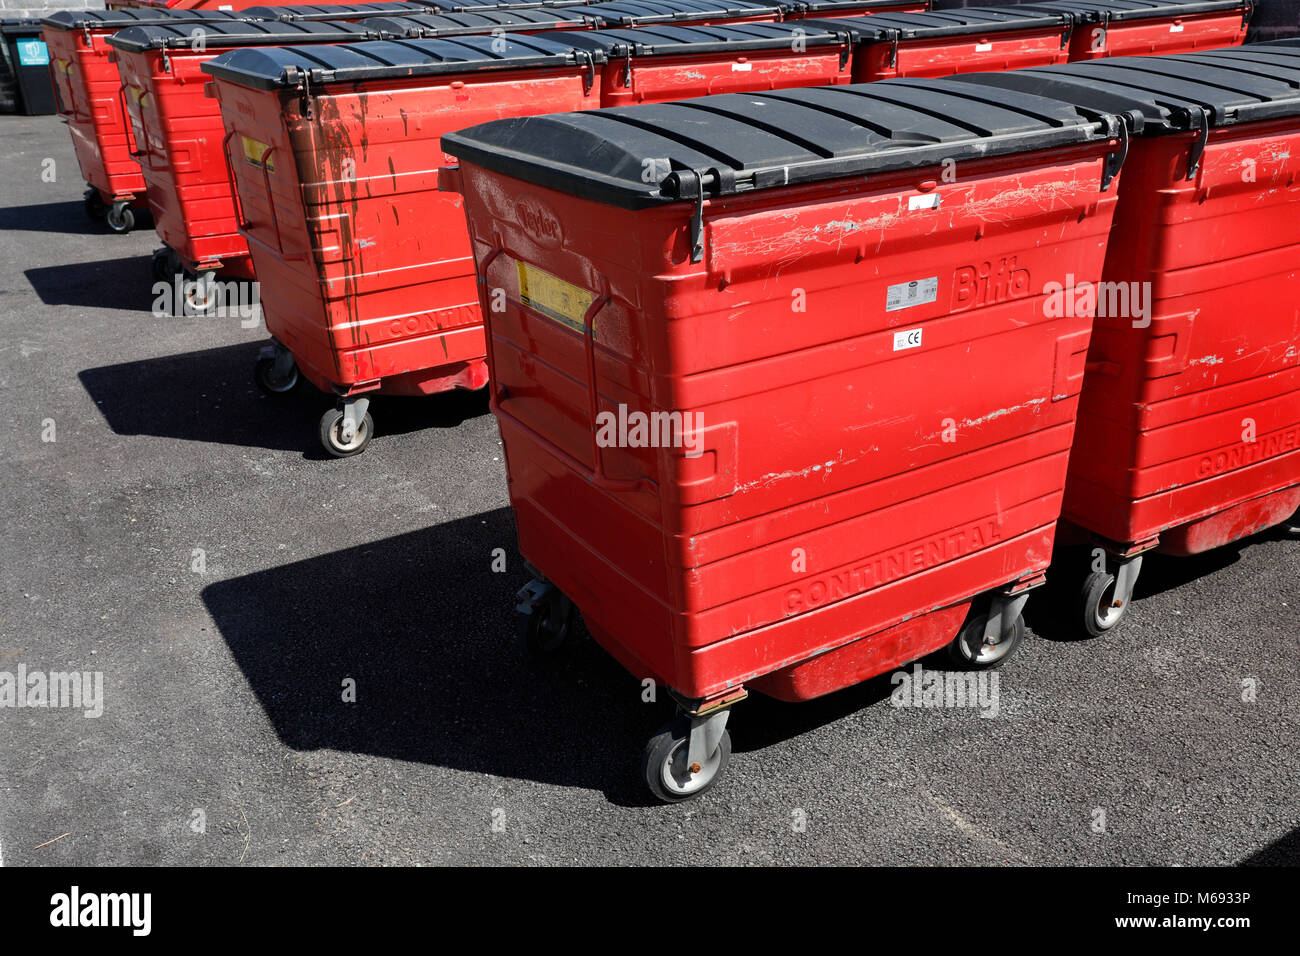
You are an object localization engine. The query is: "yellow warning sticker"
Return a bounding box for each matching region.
[240,135,275,173]
[516,261,593,334]
[126,85,148,111]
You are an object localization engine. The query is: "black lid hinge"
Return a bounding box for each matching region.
[1102,117,1129,193]
[1186,107,1209,180]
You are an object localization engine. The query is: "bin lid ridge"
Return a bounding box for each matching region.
[950,47,1300,132]
[242,3,433,22]
[106,20,375,53]
[1016,0,1252,24]
[441,78,1119,208]
[201,32,603,89]
[802,7,1070,41]
[550,22,850,56]
[580,0,784,26]
[362,10,593,36]
[41,10,249,31]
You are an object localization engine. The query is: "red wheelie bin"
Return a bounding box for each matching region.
[554,23,855,106]
[443,79,1129,799]
[1020,0,1253,59]
[41,8,248,233]
[108,20,378,299]
[202,36,608,456]
[958,44,1300,636]
[809,5,1072,79]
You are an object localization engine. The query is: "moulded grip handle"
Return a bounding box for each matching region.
[1051,328,1092,402]
[1144,311,1197,378]
[220,130,250,232]
[582,295,656,493]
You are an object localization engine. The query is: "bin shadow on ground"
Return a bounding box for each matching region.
[0,198,152,237]
[1027,523,1296,643]
[1242,824,1300,865]
[26,253,158,313]
[78,341,490,455]
[199,507,915,805]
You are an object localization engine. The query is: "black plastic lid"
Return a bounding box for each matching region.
[410,0,592,10]
[241,4,434,22]
[1017,1,1251,24]
[201,33,603,89]
[41,9,247,32]
[952,43,1300,132]
[1,18,42,35]
[801,6,1070,42]
[578,0,783,28]
[785,0,934,12]
[442,78,1122,208]
[548,22,851,58]
[361,10,594,37]
[106,20,374,53]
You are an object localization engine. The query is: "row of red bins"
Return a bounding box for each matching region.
[43,1,1254,417]
[443,39,1300,801]
[45,2,1297,800]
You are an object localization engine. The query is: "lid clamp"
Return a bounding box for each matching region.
[623,46,632,88]
[689,171,707,264]
[83,23,93,50]
[162,47,172,74]
[1060,14,1073,49]
[1243,0,1255,28]
[577,50,596,94]
[888,32,899,69]
[837,33,850,70]
[1101,116,1129,193]
[1186,107,1210,181]
[300,71,314,121]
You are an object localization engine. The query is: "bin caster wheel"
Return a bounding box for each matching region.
[515,587,575,657]
[642,718,731,803]
[84,188,106,221]
[947,609,1025,670]
[106,201,135,234]
[254,354,299,396]
[184,273,218,315]
[1081,571,1127,638]
[151,248,179,282]
[319,406,373,458]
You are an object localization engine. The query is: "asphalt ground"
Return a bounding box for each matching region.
[1,113,1297,867]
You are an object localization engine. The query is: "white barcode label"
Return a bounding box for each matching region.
[732,61,752,71]
[909,193,940,211]
[975,42,993,52]
[1170,23,1184,32]
[893,328,924,351]
[886,276,938,313]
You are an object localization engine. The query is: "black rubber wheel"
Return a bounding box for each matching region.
[319,407,373,458]
[151,248,176,282]
[946,610,1025,670]
[106,203,135,234]
[642,722,731,803]
[84,189,106,221]
[516,595,574,657]
[253,354,299,396]
[1081,570,1126,638]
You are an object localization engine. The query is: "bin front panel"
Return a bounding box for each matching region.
[445,81,1124,695]
[203,35,602,395]
[551,23,854,105]
[579,0,784,28]
[109,20,372,270]
[809,7,1072,79]
[1020,1,1251,59]
[958,48,1300,549]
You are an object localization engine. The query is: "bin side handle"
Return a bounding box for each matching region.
[117,83,149,166]
[220,130,251,232]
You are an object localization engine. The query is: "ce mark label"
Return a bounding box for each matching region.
[893,328,923,352]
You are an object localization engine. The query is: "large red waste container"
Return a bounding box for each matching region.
[41,8,248,233]
[783,0,930,21]
[362,9,600,37]
[807,5,1072,79]
[108,20,378,295]
[575,0,784,28]
[442,79,1128,800]
[957,44,1300,637]
[1019,0,1253,59]
[201,36,607,456]
[553,23,855,106]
